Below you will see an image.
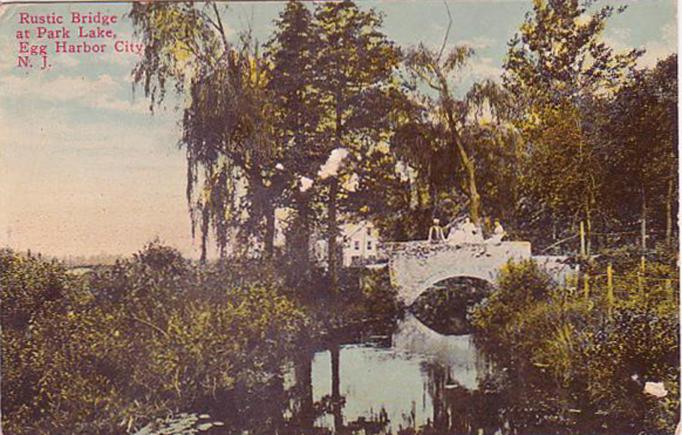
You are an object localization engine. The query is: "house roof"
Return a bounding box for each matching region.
[344,221,373,239]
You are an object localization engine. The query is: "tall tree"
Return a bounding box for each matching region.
[402,42,512,228]
[264,0,323,278]
[312,1,401,287]
[390,87,464,236]
[602,55,678,249]
[463,94,523,235]
[183,39,283,259]
[403,46,482,225]
[503,0,640,251]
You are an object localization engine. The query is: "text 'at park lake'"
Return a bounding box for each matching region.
[1,1,679,434]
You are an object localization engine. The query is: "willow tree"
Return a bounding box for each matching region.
[130,3,283,261]
[401,43,512,228]
[184,41,284,259]
[503,0,640,250]
[463,81,522,232]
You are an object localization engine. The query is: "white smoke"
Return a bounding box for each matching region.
[318,148,349,180]
[299,176,313,192]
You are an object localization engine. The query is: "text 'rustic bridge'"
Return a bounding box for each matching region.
[383,240,573,305]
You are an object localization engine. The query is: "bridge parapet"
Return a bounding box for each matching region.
[384,241,532,305]
[532,255,575,287]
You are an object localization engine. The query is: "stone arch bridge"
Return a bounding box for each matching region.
[383,240,573,306]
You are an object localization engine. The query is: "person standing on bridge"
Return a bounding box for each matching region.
[487,219,506,245]
[462,217,483,243]
[428,218,445,243]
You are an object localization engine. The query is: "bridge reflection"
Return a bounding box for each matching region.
[287,314,495,433]
[410,276,492,334]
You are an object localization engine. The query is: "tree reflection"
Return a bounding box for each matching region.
[413,361,508,435]
[331,343,343,431]
[285,342,392,434]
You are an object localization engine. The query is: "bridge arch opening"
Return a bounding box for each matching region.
[410,276,494,335]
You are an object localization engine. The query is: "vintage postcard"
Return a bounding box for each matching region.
[0,0,679,434]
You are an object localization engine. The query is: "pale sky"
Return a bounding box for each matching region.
[0,0,677,258]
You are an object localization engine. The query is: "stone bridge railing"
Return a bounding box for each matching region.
[383,240,573,305]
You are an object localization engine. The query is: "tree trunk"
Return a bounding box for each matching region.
[465,157,481,225]
[328,94,342,290]
[327,178,339,290]
[452,140,481,225]
[444,96,480,225]
[552,211,557,242]
[200,206,210,264]
[641,188,647,254]
[295,351,314,429]
[585,209,592,256]
[264,205,276,258]
[292,193,311,281]
[666,175,674,246]
[299,200,311,278]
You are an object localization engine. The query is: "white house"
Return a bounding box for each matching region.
[247,211,383,269]
[341,221,382,267]
[313,220,384,268]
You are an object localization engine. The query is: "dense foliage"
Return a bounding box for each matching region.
[471,252,680,434]
[1,244,309,434]
[1,244,404,434]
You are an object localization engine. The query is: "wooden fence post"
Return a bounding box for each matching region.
[566,271,576,296]
[607,263,614,316]
[638,256,646,293]
[573,264,580,295]
[583,272,590,301]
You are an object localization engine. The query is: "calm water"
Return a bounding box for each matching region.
[286,313,498,434]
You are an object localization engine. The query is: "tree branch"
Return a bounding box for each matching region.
[212,2,229,51]
[437,0,453,63]
[126,315,169,338]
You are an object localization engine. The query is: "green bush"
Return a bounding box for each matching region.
[1,244,309,434]
[470,254,680,433]
[471,259,556,346]
[581,302,679,432]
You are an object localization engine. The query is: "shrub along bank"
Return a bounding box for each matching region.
[1,243,403,434]
[1,244,311,434]
[471,251,679,434]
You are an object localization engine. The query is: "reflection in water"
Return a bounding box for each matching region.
[256,313,638,434]
[393,313,488,391]
[312,343,430,432]
[289,313,497,434]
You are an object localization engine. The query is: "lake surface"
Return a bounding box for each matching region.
[286,313,501,434]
